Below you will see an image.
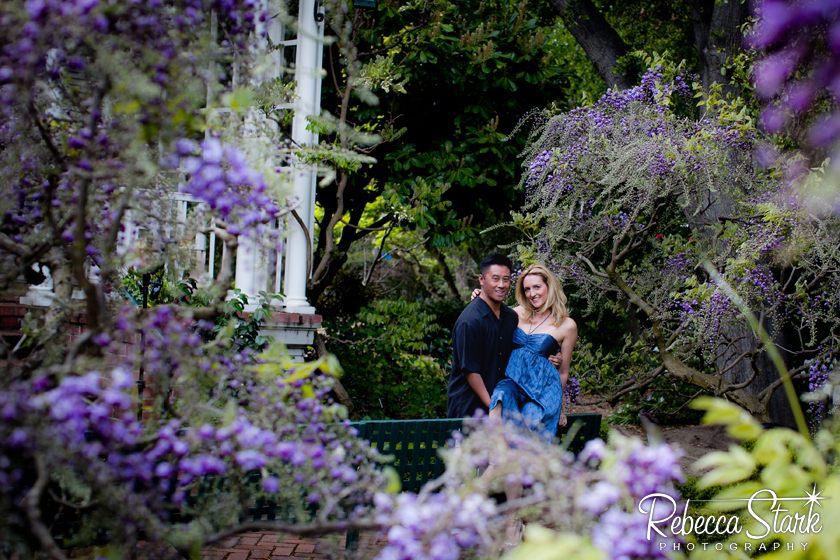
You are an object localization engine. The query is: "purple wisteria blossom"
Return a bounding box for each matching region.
[807,360,830,431]
[592,507,674,560]
[749,0,840,163]
[0,300,390,554]
[374,493,497,560]
[179,138,279,233]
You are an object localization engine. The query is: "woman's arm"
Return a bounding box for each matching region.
[556,318,578,390]
[554,319,577,428]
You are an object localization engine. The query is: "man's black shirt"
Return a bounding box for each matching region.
[447,297,519,418]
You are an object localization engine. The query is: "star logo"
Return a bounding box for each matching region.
[804,485,826,508]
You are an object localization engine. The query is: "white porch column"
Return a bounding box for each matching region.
[282,0,323,314]
[232,232,270,310]
[234,234,257,298]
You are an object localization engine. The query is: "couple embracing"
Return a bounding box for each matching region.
[447,253,577,438]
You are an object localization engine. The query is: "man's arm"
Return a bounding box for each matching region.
[465,373,491,408]
[451,319,487,409]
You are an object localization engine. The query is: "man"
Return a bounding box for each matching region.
[447,253,518,418]
[447,253,562,418]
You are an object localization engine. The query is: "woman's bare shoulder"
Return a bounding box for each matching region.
[557,316,577,334]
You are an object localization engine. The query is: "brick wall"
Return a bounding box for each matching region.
[266,312,323,325]
[0,304,26,332]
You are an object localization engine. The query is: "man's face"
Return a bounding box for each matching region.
[479,264,512,304]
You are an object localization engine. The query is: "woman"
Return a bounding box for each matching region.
[476,264,577,438]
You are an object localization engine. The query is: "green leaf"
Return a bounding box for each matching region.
[691,397,763,440]
[696,446,756,488]
[704,481,765,512]
[383,466,402,493]
[505,526,605,560]
[220,87,254,111]
[301,383,316,399]
[759,462,810,495]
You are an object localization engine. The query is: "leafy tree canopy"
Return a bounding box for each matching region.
[305,0,583,304]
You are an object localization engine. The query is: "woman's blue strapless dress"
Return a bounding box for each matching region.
[490,328,563,439]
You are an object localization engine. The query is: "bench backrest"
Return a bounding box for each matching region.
[352,413,602,493]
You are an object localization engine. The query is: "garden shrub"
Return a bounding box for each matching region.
[323,300,451,419]
[599,419,612,442]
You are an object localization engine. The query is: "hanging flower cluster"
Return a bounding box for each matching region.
[178,138,279,235]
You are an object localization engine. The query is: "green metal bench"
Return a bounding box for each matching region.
[344,413,602,554]
[351,413,602,493]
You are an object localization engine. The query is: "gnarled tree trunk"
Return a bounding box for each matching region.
[547,0,637,90]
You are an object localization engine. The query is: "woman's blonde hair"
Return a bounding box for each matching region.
[515,264,569,326]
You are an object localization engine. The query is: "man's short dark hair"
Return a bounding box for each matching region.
[480,253,513,276]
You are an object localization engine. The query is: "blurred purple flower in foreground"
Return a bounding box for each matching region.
[750,0,840,159]
[179,139,279,232]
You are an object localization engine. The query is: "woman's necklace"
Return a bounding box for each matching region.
[528,311,551,335]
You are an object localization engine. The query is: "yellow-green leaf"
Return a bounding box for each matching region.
[753,430,791,465]
[383,466,402,494]
[704,481,765,512]
[301,383,316,399]
[114,100,141,114]
[502,526,605,560]
[696,446,756,488]
[811,477,840,560]
[760,463,810,495]
[692,397,763,440]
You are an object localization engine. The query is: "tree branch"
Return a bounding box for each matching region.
[575,253,608,279]
[72,79,110,334]
[339,217,392,232]
[99,185,135,281]
[602,365,665,405]
[291,208,313,282]
[605,265,767,417]
[48,490,98,510]
[426,242,462,301]
[720,353,759,392]
[394,242,444,300]
[27,100,64,166]
[0,232,25,256]
[24,454,68,560]
[362,225,394,286]
[323,332,386,345]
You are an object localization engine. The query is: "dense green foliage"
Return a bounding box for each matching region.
[312,1,759,423]
[309,0,588,306]
[366,0,568,244]
[323,300,459,419]
[121,269,281,353]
